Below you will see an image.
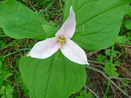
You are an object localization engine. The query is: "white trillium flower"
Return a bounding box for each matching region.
[27,6,89,65]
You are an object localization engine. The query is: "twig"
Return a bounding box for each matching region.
[110,83,116,98]
[29,0,36,11]
[113,54,122,61]
[116,43,131,48]
[93,64,131,90]
[96,79,104,96]
[87,88,99,98]
[84,85,87,98]
[89,60,128,74]
[85,65,131,98]
[110,77,131,90]
[88,60,119,66]
[110,77,131,81]
[88,49,101,56]
[7,58,19,73]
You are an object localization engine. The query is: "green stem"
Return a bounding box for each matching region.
[14,75,21,98]
[3,48,29,58]
[104,45,114,97]
[59,0,63,9]
[104,81,110,98]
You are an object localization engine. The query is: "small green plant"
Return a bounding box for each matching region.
[96,48,120,77]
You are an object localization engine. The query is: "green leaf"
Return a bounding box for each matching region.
[0,29,4,35]
[87,91,93,98]
[75,90,85,98]
[0,85,14,98]
[18,76,29,98]
[116,35,128,43]
[125,20,131,30]
[0,65,12,87]
[0,0,55,40]
[104,64,119,77]
[0,86,4,95]
[105,49,111,56]
[76,90,93,98]
[127,5,131,17]
[114,61,120,66]
[96,54,106,62]
[19,51,86,98]
[64,0,130,50]
[42,24,58,37]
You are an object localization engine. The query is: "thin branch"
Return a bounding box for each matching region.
[85,66,131,98]
[96,79,104,96]
[113,54,122,61]
[84,85,87,98]
[7,58,19,73]
[110,77,131,81]
[90,64,131,90]
[110,77,131,90]
[29,0,36,11]
[88,49,101,56]
[110,83,116,98]
[87,88,99,98]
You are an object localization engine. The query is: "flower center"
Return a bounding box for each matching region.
[57,36,66,47]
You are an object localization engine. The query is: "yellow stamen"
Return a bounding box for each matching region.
[57,36,66,47]
[60,43,63,47]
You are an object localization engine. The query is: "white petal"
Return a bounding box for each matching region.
[60,38,89,65]
[27,37,60,59]
[55,6,76,38]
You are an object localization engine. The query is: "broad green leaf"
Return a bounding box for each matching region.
[64,0,130,51]
[0,29,4,35]
[42,24,58,37]
[0,0,55,40]
[127,5,131,17]
[20,51,86,98]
